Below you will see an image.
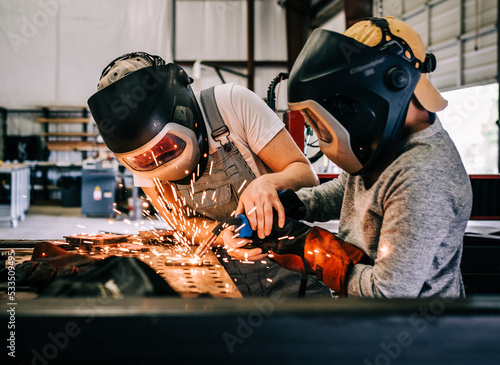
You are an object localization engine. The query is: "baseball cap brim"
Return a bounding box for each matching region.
[414,74,448,113]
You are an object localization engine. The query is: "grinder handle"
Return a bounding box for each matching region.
[236,214,254,238]
[236,189,305,238]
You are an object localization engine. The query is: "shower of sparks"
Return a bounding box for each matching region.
[151,151,159,166]
[237,180,247,194]
[234,223,246,233]
[278,236,288,240]
[209,160,214,175]
[247,206,257,216]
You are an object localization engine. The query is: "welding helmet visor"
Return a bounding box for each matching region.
[114,122,200,182]
[88,63,208,184]
[288,28,420,175]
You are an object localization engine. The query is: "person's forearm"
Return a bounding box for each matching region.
[296,178,344,222]
[258,161,319,192]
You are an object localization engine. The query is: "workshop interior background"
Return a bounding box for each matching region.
[0,2,499,363]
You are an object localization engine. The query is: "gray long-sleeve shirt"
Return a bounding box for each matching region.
[297,119,472,298]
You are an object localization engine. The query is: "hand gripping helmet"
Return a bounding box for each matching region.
[87,52,208,185]
[288,17,441,175]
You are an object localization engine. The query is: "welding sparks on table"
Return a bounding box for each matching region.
[87,52,331,298]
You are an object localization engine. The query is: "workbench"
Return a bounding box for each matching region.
[4,296,500,364]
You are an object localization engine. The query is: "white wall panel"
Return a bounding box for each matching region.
[175,0,287,98]
[254,0,286,61]
[0,0,172,108]
[175,0,247,61]
[463,30,498,85]
[429,44,460,90]
[429,0,460,44]
[402,0,426,14]
[0,1,59,108]
[464,0,497,32]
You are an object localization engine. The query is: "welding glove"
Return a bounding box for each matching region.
[252,216,366,296]
[14,242,95,288]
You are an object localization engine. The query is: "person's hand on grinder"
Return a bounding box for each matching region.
[235,176,287,240]
[221,225,268,262]
[225,188,309,262]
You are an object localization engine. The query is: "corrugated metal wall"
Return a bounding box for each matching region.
[383,0,498,92]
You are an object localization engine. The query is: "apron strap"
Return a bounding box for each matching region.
[200,87,230,145]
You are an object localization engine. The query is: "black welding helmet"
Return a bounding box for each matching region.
[288,20,425,175]
[88,53,208,184]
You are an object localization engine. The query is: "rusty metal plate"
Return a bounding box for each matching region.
[64,234,129,249]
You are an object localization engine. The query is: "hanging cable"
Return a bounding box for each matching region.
[265,72,289,112]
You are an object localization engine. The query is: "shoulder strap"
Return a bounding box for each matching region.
[200,87,230,144]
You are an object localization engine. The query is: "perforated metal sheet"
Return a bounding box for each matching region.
[1,235,242,299]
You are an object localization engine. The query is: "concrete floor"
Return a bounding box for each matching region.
[0,205,169,240]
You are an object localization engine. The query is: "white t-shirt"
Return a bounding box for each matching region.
[133,83,285,187]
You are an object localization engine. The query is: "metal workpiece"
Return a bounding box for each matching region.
[1,231,241,299]
[132,245,241,298]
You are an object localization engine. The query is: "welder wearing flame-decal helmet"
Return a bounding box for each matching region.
[87,52,209,185]
[287,16,447,176]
